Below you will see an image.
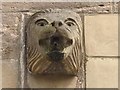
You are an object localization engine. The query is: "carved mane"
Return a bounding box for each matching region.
[26,9,83,75]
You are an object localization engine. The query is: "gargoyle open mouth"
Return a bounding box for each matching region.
[39,33,73,62]
[48,35,73,62]
[48,35,64,61]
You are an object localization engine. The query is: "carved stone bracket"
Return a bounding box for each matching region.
[19,9,86,88]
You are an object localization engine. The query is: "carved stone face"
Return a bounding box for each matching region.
[26,10,83,75]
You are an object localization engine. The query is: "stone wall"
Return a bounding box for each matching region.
[1,1,119,89]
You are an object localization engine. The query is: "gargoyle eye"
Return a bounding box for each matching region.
[66,21,75,26]
[65,18,76,27]
[35,19,48,26]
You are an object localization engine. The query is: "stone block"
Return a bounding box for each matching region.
[2,13,21,28]
[2,60,18,88]
[2,13,21,60]
[27,74,77,88]
[2,2,113,14]
[85,14,118,56]
[2,26,20,60]
[86,58,118,88]
[2,2,86,11]
[19,12,80,88]
[0,61,2,89]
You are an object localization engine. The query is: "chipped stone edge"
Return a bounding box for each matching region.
[18,14,28,88]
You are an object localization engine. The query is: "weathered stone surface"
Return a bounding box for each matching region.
[86,58,118,88]
[2,13,21,60]
[1,2,87,11]
[27,74,77,88]
[2,2,113,14]
[2,2,111,10]
[2,27,20,60]
[85,14,118,56]
[118,2,120,13]
[1,2,118,89]
[113,2,118,13]
[26,10,83,75]
[113,0,120,2]
[0,61,2,89]
[25,10,83,88]
[2,60,18,88]
[2,13,21,27]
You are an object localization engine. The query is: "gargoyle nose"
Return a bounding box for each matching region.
[51,21,63,27]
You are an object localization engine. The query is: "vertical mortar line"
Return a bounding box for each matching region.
[19,14,27,89]
[77,13,87,89]
[118,2,120,89]
[82,14,87,89]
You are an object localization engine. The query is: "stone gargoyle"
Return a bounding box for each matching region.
[26,9,83,75]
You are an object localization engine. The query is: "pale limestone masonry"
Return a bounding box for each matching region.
[85,14,118,56]
[1,2,119,89]
[0,62,2,89]
[28,74,78,88]
[86,58,118,88]
[2,60,18,88]
[85,14,118,88]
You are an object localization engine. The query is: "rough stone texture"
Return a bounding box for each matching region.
[2,2,85,11]
[2,2,112,10]
[24,10,85,88]
[1,2,119,89]
[27,74,77,88]
[1,14,19,86]
[2,13,21,60]
[118,2,120,13]
[85,14,118,56]
[86,57,118,88]
[2,13,21,28]
[0,61,2,89]
[113,2,118,13]
[2,60,18,88]
[2,2,113,14]
[113,0,120,2]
